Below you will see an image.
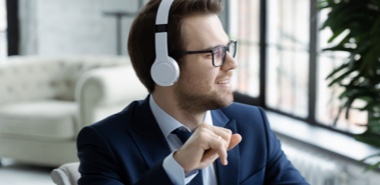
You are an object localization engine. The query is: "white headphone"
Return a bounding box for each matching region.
[150,0,179,86]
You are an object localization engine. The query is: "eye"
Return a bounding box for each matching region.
[205,53,213,58]
[214,47,225,58]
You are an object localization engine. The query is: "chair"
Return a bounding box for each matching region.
[0,56,147,166]
[51,162,80,185]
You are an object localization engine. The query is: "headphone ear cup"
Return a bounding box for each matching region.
[151,57,179,86]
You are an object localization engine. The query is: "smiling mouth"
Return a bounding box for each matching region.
[217,80,230,84]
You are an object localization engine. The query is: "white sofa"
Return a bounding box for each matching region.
[0,55,147,167]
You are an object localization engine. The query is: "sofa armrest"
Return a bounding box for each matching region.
[51,162,80,185]
[75,65,147,127]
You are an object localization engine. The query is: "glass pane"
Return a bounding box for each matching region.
[316,9,367,134]
[230,0,260,97]
[266,0,310,118]
[0,0,7,62]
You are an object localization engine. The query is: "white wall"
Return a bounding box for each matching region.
[17,0,229,57]
[19,0,141,56]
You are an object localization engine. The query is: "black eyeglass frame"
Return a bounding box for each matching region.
[173,40,237,67]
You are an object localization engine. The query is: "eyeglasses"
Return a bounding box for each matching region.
[174,40,237,67]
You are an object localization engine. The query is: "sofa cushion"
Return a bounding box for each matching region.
[51,60,82,101]
[0,57,62,104]
[1,55,129,103]
[0,100,77,141]
[51,56,129,101]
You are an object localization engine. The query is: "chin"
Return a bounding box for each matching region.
[209,93,234,110]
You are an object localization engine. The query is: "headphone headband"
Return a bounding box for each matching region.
[155,0,173,59]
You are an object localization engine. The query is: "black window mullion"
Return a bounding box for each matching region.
[308,0,318,124]
[259,0,267,108]
[6,0,19,56]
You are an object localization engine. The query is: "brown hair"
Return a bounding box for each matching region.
[128,0,223,93]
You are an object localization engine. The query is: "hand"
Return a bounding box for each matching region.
[173,124,242,173]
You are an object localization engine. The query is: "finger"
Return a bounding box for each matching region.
[200,149,219,168]
[198,124,231,138]
[209,126,232,139]
[201,133,241,166]
[217,134,230,165]
[196,125,230,149]
[208,126,232,148]
[193,125,237,166]
[201,147,227,166]
[211,134,229,165]
[227,133,242,150]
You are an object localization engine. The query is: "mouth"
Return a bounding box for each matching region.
[217,79,230,85]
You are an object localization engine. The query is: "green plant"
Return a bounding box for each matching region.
[318,0,380,171]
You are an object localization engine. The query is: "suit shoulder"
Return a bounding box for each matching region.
[87,100,144,130]
[220,102,269,130]
[222,102,264,116]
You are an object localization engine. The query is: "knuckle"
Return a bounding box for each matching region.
[217,139,226,148]
[219,127,231,134]
[225,129,232,135]
[198,124,209,131]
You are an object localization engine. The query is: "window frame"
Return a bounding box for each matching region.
[229,0,355,137]
[6,0,19,56]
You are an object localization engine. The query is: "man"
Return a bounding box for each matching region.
[76,0,309,184]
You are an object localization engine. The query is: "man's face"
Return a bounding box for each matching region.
[174,14,237,113]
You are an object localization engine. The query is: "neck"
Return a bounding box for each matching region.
[152,90,205,131]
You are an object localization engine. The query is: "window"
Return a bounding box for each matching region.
[266,0,310,118]
[230,0,366,134]
[230,0,260,98]
[0,0,6,61]
[316,8,367,134]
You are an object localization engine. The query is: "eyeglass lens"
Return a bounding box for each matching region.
[213,41,236,67]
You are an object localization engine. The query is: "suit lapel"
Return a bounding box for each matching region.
[212,110,240,185]
[127,97,171,168]
[127,99,241,184]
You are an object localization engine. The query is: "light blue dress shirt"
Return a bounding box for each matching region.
[149,96,217,185]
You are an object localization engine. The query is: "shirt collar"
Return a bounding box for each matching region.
[149,95,213,138]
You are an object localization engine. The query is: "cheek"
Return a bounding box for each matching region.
[179,72,218,94]
[179,57,218,86]
[181,67,215,84]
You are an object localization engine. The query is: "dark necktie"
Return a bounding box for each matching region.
[172,128,204,185]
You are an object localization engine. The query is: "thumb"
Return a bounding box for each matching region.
[227,133,242,150]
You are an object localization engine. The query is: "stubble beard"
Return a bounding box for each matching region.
[175,84,234,113]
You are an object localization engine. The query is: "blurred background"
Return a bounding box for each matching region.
[1,0,379,185]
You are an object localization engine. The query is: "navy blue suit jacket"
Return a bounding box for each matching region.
[77,97,309,185]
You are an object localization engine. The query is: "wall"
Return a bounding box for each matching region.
[17,0,229,57]
[18,0,144,56]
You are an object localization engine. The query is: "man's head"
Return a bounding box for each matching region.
[128,0,223,93]
[128,0,237,112]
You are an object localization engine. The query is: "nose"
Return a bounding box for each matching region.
[221,52,238,70]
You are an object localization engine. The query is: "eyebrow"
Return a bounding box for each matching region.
[195,43,228,51]
[193,39,230,51]
[208,41,230,50]
[171,40,233,59]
